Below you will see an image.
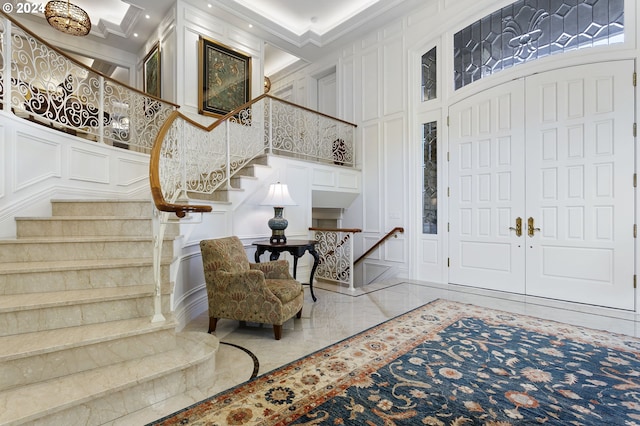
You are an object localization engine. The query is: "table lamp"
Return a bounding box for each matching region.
[261,182,297,244]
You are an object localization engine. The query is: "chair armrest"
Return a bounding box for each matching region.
[250,260,293,279]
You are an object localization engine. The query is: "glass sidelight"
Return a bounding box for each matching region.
[422,121,438,234]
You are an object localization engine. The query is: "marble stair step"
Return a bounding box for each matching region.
[0,236,174,263]
[14,216,177,238]
[0,332,218,426]
[0,317,178,391]
[0,258,172,295]
[0,286,158,337]
[51,199,153,217]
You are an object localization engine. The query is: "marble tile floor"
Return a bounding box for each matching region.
[115,279,640,425]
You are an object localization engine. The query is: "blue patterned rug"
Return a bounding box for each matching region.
[149,299,640,425]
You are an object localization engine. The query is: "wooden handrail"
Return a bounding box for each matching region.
[308,227,362,233]
[354,227,404,265]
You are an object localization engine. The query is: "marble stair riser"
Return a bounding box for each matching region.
[0,239,173,263]
[1,333,217,426]
[0,295,169,337]
[1,327,177,391]
[51,201,154,218]
[14,218,160,238]
[0,264,169,295]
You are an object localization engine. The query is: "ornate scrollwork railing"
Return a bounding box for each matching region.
[309,227,362,291]
[150,95,356,217]
[0,12,178,152]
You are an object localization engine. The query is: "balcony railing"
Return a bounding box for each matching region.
[0,13,178,152]
[309,227,362,292]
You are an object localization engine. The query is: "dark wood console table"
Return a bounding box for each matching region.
[253,239,319,302]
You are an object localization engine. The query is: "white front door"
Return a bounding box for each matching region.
[448,62,635,310]
[524,61,636,310]
[449,79,526,293]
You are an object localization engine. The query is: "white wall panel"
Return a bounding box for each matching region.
[383,117,405,229]
[117,157,149,187]
[384,237,405,262]
[14,134,61,191]
[341,57,356,124]
[362,49,380,121]
[182,28,201,111]
[69,147,110,184]
[421,240,438,264]
[363,123,380,231]
[383,37,404,116]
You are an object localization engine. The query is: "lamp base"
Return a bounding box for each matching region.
[269,231,287,245]
[268,206,288,245]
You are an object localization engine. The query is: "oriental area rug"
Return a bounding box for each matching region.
[149,299,640,425]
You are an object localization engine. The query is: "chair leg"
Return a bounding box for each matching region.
[208,317,218,333]
[296,308,302,319]
[273,324,282,340]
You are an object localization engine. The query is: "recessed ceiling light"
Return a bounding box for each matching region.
[249,24,253,28]
[145,14,150,19]
[133,33,139,37]
[208,3,212,8]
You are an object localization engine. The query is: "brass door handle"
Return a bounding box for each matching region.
[528,217,540,237]
[509,217,522,237]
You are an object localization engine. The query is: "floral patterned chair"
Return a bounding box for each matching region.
[199,236,304,340]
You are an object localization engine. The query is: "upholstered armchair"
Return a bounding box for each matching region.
[200,236,304,340]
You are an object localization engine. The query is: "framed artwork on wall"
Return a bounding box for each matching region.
[143,42,161,98]
[198,36,251,117]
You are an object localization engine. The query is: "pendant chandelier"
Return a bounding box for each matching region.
[44,0,91,36]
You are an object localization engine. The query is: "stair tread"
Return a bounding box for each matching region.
[16,216,152,221]
[0,257,158,274]
[0,236,162,244]
[51,199,151,203]
[0,332,217,425]
[0,285,154,312]
[0,317,176,361]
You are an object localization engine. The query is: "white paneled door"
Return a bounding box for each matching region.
[449,79,526,294]
[449,61,635,310]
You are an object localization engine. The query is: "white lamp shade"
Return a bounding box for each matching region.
[261,182,297,206]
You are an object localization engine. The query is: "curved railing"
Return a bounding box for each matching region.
[0,12,178,152]
[149,94,357,218]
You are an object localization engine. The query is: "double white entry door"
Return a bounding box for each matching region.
[449,61,635,310]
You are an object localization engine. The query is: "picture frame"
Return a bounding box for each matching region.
[143,42,161,98]
[198,36,251,117]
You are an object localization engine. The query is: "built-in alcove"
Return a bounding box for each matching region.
[311,207,343,229]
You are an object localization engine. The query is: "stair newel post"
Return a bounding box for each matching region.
[151,208,168,323]
[348,231,355,292]
[98,75,105,145]
[267,97,273,154]
[225,120,231,189]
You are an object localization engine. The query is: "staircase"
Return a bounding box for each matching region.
[188,155,272,204]
[0,199,217,425]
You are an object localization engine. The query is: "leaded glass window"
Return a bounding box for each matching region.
[454,0,624,90]
[422,121,437,234]
[421,47,436,101]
